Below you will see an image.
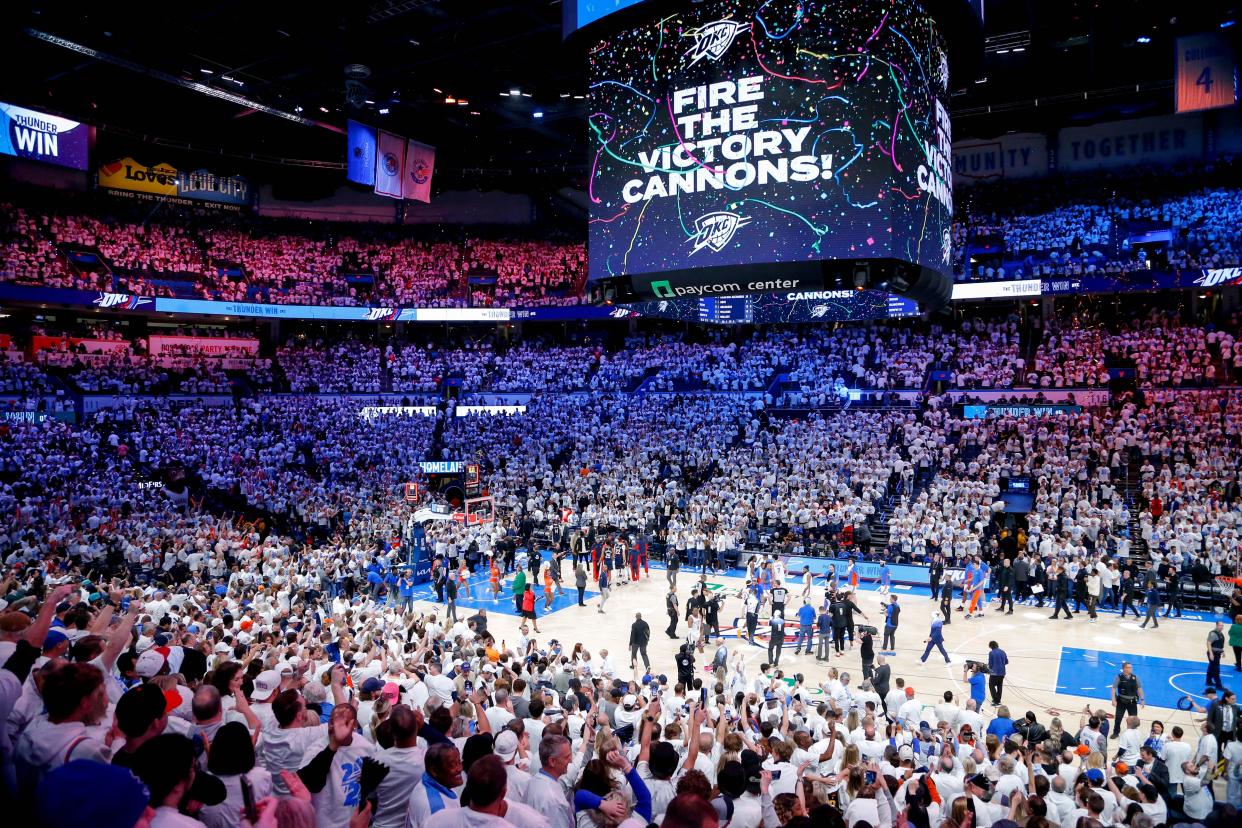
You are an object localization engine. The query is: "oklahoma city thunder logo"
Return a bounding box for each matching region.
[364,307,399,321]
[93,292,150,310]
[685,20,752,67]
[688,212,752,255]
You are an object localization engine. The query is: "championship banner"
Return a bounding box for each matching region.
[1176,33,1237,114]
[347,120,377,186]
[0,101,92,171]
[374,131,406,198]
[402,139,435,203]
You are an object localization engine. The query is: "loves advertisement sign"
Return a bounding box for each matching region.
[98,157,251,207]
[98,157,178,195]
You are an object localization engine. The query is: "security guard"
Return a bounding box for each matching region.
[1110,661,1145,737]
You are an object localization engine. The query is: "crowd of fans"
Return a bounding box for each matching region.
[952,157,1242,281]
[3,160,1242,826]
[1,378,1241,827]
[0,308,1238,407]
[3,157,1242,304]
[0,198,588,308]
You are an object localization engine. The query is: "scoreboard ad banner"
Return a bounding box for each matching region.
[97,157,252,207]
[587,0,954,283]
[0,101,92,171]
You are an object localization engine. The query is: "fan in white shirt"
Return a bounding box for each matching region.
[1160,728,1192,784]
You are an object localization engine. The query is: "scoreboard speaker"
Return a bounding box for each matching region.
[888,265,953,313]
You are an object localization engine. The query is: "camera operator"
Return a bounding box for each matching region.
[964,660,987,708]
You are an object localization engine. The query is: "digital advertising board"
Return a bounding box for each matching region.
[587,0,954,298]
[0,101,92,171]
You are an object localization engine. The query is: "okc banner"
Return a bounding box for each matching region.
[1176,32,1237,114]
[402,139,435,203]
[0,101,91,171]
[347,120,377,186]
[374,131,406,198]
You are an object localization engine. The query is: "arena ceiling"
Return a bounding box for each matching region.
[0,1,1238,191]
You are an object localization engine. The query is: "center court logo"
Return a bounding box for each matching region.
[685,20,752,66]
[688,211,752,255]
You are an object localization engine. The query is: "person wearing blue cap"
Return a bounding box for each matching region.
[36,759,151,828]
[43,627,70,659]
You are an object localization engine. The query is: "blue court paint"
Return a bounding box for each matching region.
[455,587,602,618]
[405,576,601,617]
[648,562,1227,623]
[404,547,613,617]
[1057,647,1235,709]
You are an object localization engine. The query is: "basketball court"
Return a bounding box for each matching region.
[406,554,1235,731]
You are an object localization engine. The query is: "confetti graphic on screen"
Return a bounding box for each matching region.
[587,0,952,282]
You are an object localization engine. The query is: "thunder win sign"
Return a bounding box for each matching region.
[0,101,92,171]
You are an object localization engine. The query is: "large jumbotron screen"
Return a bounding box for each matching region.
[587,0,954,295]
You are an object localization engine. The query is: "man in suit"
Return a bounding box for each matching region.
[629,612,651,671]
[1050,564,1073,620]
[1013,554,1031,604]
[665,587,679,639]
[768,612,786,666]
[1208,689,1238,749]
[929,555,944,601]
[1140,564,1162,629]
[872,655,892,716]
[1029,557,1047,607]
[996,558,1016,615]
[1162,569,1183,618]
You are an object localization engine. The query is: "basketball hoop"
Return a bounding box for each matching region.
[1216,575,1238,591]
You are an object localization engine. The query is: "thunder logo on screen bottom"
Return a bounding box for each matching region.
[587,0,953,283]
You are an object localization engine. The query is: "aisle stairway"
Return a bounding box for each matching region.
[1119,454,1150,560]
